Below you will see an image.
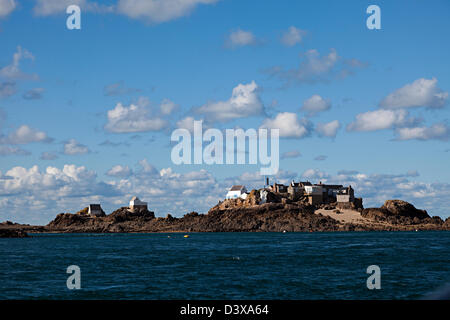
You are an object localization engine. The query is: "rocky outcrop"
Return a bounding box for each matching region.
[2,198,449,234]
[361,200,437,225]
[444,217,450,229]
[0,221,46,236]
[42,198,449,233]
[47,207,156,232]
[382,200,429,219]
[44,201,340,233]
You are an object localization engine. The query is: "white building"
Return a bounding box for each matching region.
[88,204,104,217]
[226,185,248,200]
[129,196,148,211]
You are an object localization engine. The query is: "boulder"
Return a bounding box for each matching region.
[381,200,429,219]
[0,229,29,238]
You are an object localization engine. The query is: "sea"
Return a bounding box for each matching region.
[1,231,449,300]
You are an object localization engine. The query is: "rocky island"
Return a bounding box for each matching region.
[1,184,449,236]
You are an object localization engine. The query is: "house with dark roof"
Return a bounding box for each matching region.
[271,183,288,193]
[337,185,355,203]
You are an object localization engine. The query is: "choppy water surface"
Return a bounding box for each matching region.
[1,231,449,299]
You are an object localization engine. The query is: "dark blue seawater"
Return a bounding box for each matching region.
[1,231,449,300]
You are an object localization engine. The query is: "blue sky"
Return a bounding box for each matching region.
[0,0,449,224]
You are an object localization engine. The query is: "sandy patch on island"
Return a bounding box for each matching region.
[315,208,369,225]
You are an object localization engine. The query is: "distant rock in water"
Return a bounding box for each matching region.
[0,229,29,238]
[47,207,156,233]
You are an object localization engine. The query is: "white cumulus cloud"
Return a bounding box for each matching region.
[0,0,16,18]
[267,48,366,85]
[105,102,168,133]
[106,165,133,178]
[347,109,412,132]
[117,0,217,23]
[33,0,114,16]
[176,116,198,132]
[260,112,312,138]
[64,139,90,155]
[301,94,331,116]
[316,120,341,138]
[0,46,38,80]
[1,125,50,144]
[395,123,450,141]
[194,81,263,123]
[380,78,448,109]
[159,98,178,115]
[226,29,257,48]
[281,26,306,46]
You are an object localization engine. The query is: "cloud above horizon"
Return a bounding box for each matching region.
[64,139,90,155]
[301,94,331,116]
[280,26,306,46]
[346,109,416,132]
[116,0,217,23]
[225,29,258,48]
[0,46,38,80]
[395,123,450,141]
[1,161,450,224]
[0,161,226,224]
[0,0,16,18]
[267,48,366,85]
[260,112,312,138]
[193,81,264,124]
[316,120,341,138]
[32,0,215,23]
[0,125,51,144]
[380,78,448,109]
[33,0,114,16]
[105,99,169,133]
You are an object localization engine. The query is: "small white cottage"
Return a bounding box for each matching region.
[129,196,148,211]
[226,185,248,200]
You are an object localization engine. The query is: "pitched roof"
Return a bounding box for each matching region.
[230,185,244,191]
[89,204,102,210]
[317,184,343,189]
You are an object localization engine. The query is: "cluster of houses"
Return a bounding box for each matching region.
[226,179,361,207]
[85,196,148,217]
[81,181,359,218]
